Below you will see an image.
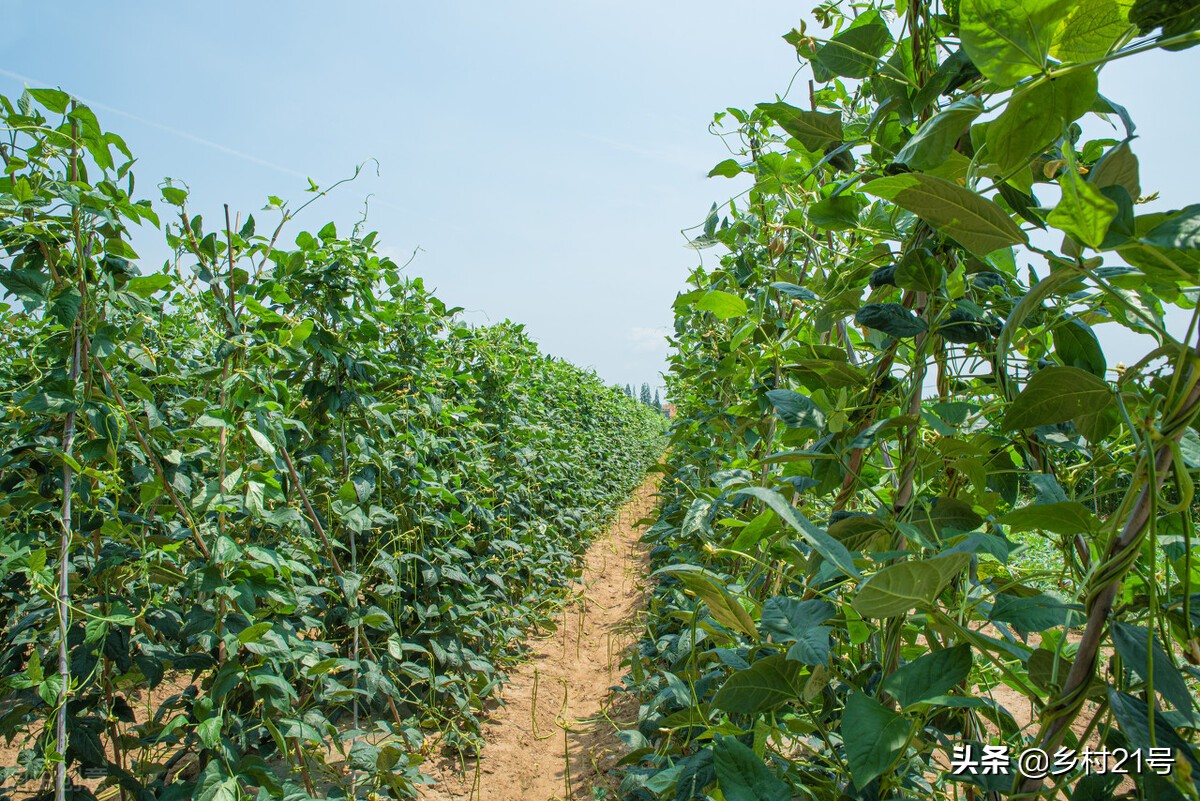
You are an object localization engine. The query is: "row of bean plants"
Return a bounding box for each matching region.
[0,90,668,800]
[617,1,1200,799]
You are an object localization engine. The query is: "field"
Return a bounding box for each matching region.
[4,1,1200,800]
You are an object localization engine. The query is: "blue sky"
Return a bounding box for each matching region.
[2,2,1197,389]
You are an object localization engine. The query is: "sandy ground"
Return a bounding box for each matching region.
[418,473,660,801]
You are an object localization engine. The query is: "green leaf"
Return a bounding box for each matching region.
[842,692,910,789]
[0,269,51,305]
[28,88,71,114]
[161,185,188,206]
[894,97,983,171]
[1048,161,1118,248]
[1089,140,1141,200]
[855,303,929,338]
[998,500,1100,534]
[1108,689,1200,773]
[895,251,946,293]
[48,287,81,328]
[851,553,971,618]
[712,654,804,714]
[882,644,973,708]
[765,389,826,430]
[1111,622,1195,722]
[813,12,895,80]
[735,486,861,579]
[863,174,1028,257]
[658,565,757,636]
[695,290,748,320]
[960,0,1074,87]
[1118,211,1200,285]
[986,70,1098,173]
[290,318,315,345]
[1143,204,1200,250]
[757,102,844,152]
[989,592,1079,631]
[759,597,835,665]
[197,716,222,749]
[713,735,789,801]
[1053,317,1106,377]
[808,194,863,231]
[1002,366,1112,429]
[125,273,174,298]
[709,159,743,178]
[1052,0,1136,63]
[245,426,277,459]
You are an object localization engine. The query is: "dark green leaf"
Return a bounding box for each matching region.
[986,70,1098,173]
[1111,622,1195,722]
[894,97,983,171]
[1002,366,1112,429]
[766,389,826,430]
[855,302,929,338]
[759,597,835,665]
[852,553,971,618]
[757,102,844,152]
[842,692,910,789]
[713,735,789,801]
[882,644,973,708]
[960,0,1074,86]
[1053,317,1107,377]
[863,174,1028,257]
[712,654,804,714]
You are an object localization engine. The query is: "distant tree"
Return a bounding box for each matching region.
[640,383,652,406]
[653,389,662,410]
[625,383,634,399]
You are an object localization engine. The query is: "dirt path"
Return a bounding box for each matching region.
[419,473,660,801]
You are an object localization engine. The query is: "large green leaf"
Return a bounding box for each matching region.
[1117,211,1200,284]
[759,597,835,665]
[851,553,971,618]
[882,644,973,708]
[863,174,1028,257]
[1088,140,1141,200]
[1052,0,1135,63]
[985,70,1098,173]
[893,97,983,171]
[757,102,844,152]
[658,565,757,637]
[735,486,861,579]
[766,389,827,430]
[989,592,1080,631]
[694,290,748,320]
[997,500,1100,534]
[855,302,929,338]
[1002,366,1113,429]
[1048,158,1118,247]
[1053,317,1106,377]
[1142,204,1200,250]
[812,11,895,80]
[1108,689,1200,773]
[713,735,789,801]
[712,654,804,714]
[960,0,1074,87]
[1111,622,1196,722]
[842,692,910,789]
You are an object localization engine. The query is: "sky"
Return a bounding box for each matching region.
[1,2,1198,392]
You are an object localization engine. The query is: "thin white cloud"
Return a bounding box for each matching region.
[0,66,308,179]
[628,326,671,354]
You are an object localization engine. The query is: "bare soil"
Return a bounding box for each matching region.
[418,472,660,801]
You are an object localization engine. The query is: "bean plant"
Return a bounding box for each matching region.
[0,90,668,800]
[619,1,1200,799]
